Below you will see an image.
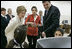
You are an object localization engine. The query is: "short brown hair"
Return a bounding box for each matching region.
[31,6,37,11]
[16,6,27,15]
[42,1,51,3]
[1,8,6,11]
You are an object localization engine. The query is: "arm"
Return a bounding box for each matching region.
[25,16,29,25]
[36,16,42,27]
[25,16,34,27]
[25,16,33,25]
[5,18,17,35]
[6,40,15,48]
[38,16,42,26]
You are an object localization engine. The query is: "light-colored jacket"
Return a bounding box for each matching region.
[5,16,24,44]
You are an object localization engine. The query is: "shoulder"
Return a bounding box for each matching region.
[51,5,59,11]
[37,15,40,19]
[1,15,3,19]
[1,15,6,21]
[28,14,33,17]
[9,17,17,23]
[27,14,33,18]
[50,5,60,14]
[11,17,16,21]
[12,15,15,17]
[6,14,9,16]
[6,14,8,16]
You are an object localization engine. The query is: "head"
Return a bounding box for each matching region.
[31,6,37,16]
[54,28,64,37]
[8,8,12,14]
[64,24,70,34]
[14,25,27,44]
[42,1,51,10]
[1,8,6,15]
[39,10,43,16]
[16,6,27,18]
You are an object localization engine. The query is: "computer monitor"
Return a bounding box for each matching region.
[36,37,71,48]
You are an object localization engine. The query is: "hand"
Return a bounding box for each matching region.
[26,22,34,25]
[42,32,46,38]
[38,24,42,26]
[32,22,37,27]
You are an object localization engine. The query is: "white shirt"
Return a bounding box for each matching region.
[5,16,24,44]
[63,33,70,37]
[34,15,38,21]
[13,39,21,48]
[1,14,7,19]
[41,16,43,25]
[13,39,26,48]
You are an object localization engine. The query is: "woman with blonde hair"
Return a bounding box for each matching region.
[5,5,27,45]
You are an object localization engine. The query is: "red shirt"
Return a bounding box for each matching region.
[25,14,41,36]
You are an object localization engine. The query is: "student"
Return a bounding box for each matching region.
[54,28,64,37]
[25,6,41,48]
[1,8,8,48]
[6,8,15,23]
[5,6,27,45]
[6,25,28,48]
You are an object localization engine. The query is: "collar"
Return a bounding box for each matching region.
[1,14,5,17]
[14,39,20,46]
[14,39,25,48]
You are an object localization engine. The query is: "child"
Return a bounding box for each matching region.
[54,28,64,37]
[6,25,29,48]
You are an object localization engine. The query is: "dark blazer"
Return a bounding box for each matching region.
[43,5,60,37]
[6,14,15,23]
[1,15,8,48]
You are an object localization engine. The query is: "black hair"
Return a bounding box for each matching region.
[14,25,27,44]
[42,1,51,3]
[56,28,64,36]
[31,6,37,11]
[1,8,6,11]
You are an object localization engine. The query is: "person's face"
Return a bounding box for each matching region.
[39,11,42,16]
[32,8,37,15]
[1,11,6,15]
[19,11,26,18]
[8,9,12,14]
[54,31,62,37]
[43,1,51,10]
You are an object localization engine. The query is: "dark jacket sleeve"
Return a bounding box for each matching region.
[44,8,60,33]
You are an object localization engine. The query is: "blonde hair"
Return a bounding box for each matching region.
[16,6,27,15]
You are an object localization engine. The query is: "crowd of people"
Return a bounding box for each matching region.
[1,1,71,48]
